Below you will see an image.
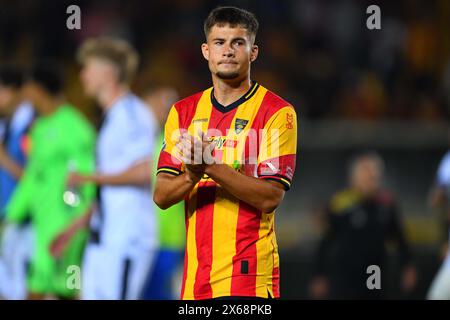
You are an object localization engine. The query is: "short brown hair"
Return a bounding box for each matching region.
[204,6,259,41]
[77,37,139,84]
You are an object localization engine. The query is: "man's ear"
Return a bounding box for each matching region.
[250,44,259,62]
[201,43,209,61]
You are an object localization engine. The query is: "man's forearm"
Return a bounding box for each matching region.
[153,172,198,209]
[0,148,23,179]
[85,161,151,187]
[205,164,284,213]
[71,207,94,232]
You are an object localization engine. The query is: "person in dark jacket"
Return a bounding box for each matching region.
[309,151,417,299]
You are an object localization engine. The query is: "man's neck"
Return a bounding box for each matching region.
[5,95,22,117]
[212,76,252,107]
[40,97,62,116]
[98,84,128,111]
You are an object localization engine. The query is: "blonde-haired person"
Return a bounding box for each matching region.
[51,38,158,300]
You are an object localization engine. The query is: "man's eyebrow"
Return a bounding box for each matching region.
[211,37,247,42]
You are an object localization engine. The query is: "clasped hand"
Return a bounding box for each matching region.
[175,131,217,182]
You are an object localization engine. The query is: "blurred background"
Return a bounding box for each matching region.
[1,0,449,299]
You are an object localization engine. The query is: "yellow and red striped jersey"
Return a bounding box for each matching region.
[157,82,297,300]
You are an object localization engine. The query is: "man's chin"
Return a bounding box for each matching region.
[216,71,240,80]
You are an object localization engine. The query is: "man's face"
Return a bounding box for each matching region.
[22,81,45,113]
[351,158,382,196]
[144,88,179,127]
[80,57,118,96]
[201,24,258,80]
[0,85,18,113]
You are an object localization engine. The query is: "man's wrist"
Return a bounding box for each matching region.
[184,171,201,185]
[86,173,100,185]
[204,163,223,176]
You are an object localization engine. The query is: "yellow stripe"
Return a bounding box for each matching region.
[210,188,239,297]
[224,86,268,167]
[164,105,180,157]
[256,213,270,297]
[280,177,291,186]
[188,88,213,137]
[270,220,280,297]
[244,83,259,99]
[182,185,199,300]
[157,168,180,175]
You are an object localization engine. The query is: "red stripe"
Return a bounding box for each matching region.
[272,266,280,298]
[174,91,203,129]
[230,201,261,296]
[193,181,216,299]
[250,90,293,131]
[243,90,288,167]
[192,104,238,299]
[157,150,183,171]
[208,104,238,133]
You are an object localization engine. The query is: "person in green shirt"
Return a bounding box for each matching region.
[6,64,96,299]
[141,87,185,299]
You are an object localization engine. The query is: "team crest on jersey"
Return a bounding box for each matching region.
[235,118,249,134]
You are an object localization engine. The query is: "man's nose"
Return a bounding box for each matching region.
[223,44,235,57]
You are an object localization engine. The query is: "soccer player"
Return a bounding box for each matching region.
[427,149,450,300]
[309,152,416,299]
[53,38,158,300]
[6,64,96,299]
[0,65,35,299]
[153,7,298,300]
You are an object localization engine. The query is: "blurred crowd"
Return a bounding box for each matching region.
[0,0,449,121]
[0,0,449,300]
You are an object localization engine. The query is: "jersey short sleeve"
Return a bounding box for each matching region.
[156,105,184,176]
[257,106,297,190]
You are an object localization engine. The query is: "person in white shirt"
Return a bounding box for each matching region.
[427,150,450,300]
[51,38,158,300]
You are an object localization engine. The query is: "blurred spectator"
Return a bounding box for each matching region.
[309,151,417,299]
[55,38,159,300]
[6,63,96,299]
[0,65,35,300]
[427,146,450,299]
[141,86,185,300]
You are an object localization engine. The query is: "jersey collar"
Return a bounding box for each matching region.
[211,81,259,113]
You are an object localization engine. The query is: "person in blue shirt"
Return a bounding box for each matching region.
[0,65,35,299]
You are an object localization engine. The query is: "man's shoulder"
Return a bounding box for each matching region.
[256,86,296,126]
[173,89,209,112]
[58,105,95,138]
[329,188,361,214]
[169,89,210,127]
[259,87,294,112]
